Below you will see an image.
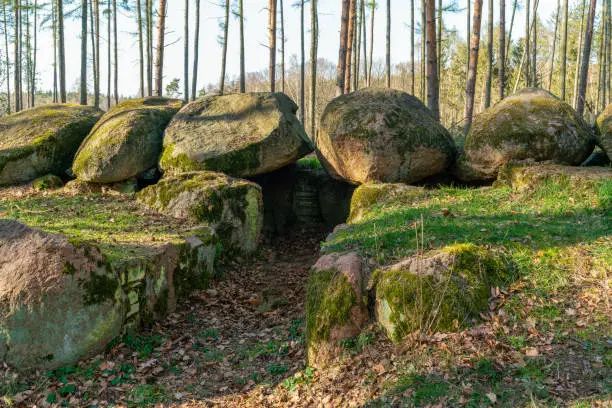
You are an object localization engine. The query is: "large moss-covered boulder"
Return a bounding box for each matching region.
[596,104,612,161]
[349,183,427,223]
[159,93,313,177]
[316,88,457,185]
[497,162,612,192]
[456,88,595,181]
[0,220,124,370]
[137,171,263,254]
[374,244,509,342]
[306,252,369,368]
[73,97,183,183]
[0,104,103,186]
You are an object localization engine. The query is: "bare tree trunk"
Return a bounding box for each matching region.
[31,0,37,106]
[238,0,245,93]
[548,0,560,92]
[310,0,318,137]
[421,0,426,100]
[505,0,517,63]
[25,0,30,108]
[13,0,19,111]
[576,0,597,117]
[367,0,374,86]
[361,0,367,86]
[57,0,66,103]
[525,0,530,87]
[3,0,11,113]
[92,0,100,106]
[193,0,201,98]
[113,0,118,104]
[183,0,188,101]
[336,0,349,95]
[426,0,439,119]
[385,0,390,87]
[437,0,441,80]
[154,0,166,96]
[464,0,483,130]
[146,0,152,96]
[466,0,470,80]
[484,0,492,107]
[80,0,87,105]
[345,0,356,92]
[355,0,362,90]
[107,0,111,107]
[499,0,506,99]
[137,0,144,98]
[280,0,285,93]
[269,0,277,92]
[560,0,568,100]
[532,0,537,87]
[411,0,415,94]
[52,0,57,103]
[300,0,305,121]
[573,0,586,108]
[219,0,229,94]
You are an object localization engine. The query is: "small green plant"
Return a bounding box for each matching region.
[281,367,315,392]
[198,328,219,340]
[296,156,323,169]
[127,384,169,407]
[108,332,165,358]
[204,349,226,362]
[266,363,288,376]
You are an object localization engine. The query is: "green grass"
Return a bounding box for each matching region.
[126,384,169,407]
[0,193,193,262]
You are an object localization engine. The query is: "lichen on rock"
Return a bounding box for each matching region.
[159,92,313,177]
[456,88,595,182]
[73,97,183,183]
[316,87,457,185]
[374,244,510,342]
[0,104,103,186]
[137,171,263,254]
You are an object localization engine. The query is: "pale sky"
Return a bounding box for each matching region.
[30,0,562,97]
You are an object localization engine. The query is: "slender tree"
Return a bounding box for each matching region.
[113,0,118,104]
[192,0,201,98]
[426,0,439,119]
[411,0,415,94]
[573,0,586,108]
[93,0,101,106]
[183,0,188,101]
[466,0,470,78]
[525,0,530,87]
[310,0,317,137]
[106,0,110,107]
[31,0,37,106]
[299,0,305,121]
[499,0,506,99]
[238,0,245,93]
[548,0,560,92]
[57,0,66,103]
[361,0,367,86]
[421,0,426,100]
[137,0,144,97]
[464,0,483,130]
[280,0,285,92]
[154,0,166,96]
[367,0,374,86]
[505,0,517,63]
[484,0,492,107]
[437,0,441,80]
[52,0,57,103]
[3,0,11,113]
[576,0,597,116]
[80,0,87,105]
[336,0,349,95]
[219,0,229,94]
[146,0,152,96]
[385,0,390,87]
[345,0,356,92]
[560,0,568,100]
[269,0,277,92]
[355,0,362,90]
[532,0,537,87]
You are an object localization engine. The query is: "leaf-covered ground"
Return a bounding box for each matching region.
[0,173,610,407]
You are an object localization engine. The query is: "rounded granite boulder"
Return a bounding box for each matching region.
[595,103,612,161]
[456,88,595,181]
[159,92,313,177]
[73,97,183,183]
[0,104,103,186]
[316,88,457,185]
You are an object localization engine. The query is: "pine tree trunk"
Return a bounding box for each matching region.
[106,0,110,107]
[57,0,66,103]
[90,0,99,106]
[269,0,277,92]
[31,0,37,106]
[310,0,318,138]
[219,0,229,94]
[505,0,517,63]
[361,0,367,86]
[238,0,245,93]
[576,0,597,117]
[183,0,188,101]
[192,0,201,99]
[437,0,441,80]
[560,0,568,100]
[146,0,152,96]
[300,0,305,122]
[385,0,390,87]
[80,0,87,105]
[464,0,483,130]
[336,0,349,95]
[548,0,560,92]
[411,0,415,94]
[137,0,144,98]
[484,0,493,107]
[367,1,374,86]
[466,0,470,80]
[280,0,285,93]
[3,0,11,113]
[113,0,118,104]
[355,0,362,91]
[155,0,166,96]
[345,0,356,93]
[573,0,586,108]
[499,0,506,99]
[52,0,57,103]
[13,0,19,111]
[525,0,530,87]
[421,0,426,100]
[532,0,537,87]
[426,0,439,119]
[25,0,30,108]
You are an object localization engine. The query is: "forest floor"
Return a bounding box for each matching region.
[1,171,611,407]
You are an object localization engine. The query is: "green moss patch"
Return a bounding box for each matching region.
[33,174,64,191]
